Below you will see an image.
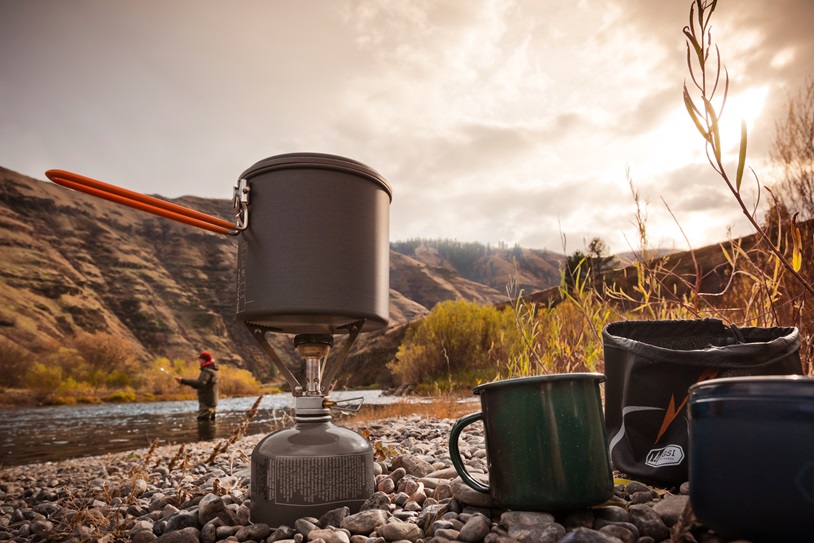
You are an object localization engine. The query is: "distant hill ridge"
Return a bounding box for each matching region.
[391,238,564,294]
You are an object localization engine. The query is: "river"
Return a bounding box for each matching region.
[0,390,406,467]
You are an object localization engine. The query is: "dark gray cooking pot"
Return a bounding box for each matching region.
[234,153,392,334]
[688,375,814,542]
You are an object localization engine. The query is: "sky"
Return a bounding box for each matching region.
[2,0,813,255]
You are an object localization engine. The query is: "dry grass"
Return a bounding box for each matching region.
[206,395,263,464]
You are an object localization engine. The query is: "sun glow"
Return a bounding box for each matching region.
[718,86,770,150]
[637,85,771,181]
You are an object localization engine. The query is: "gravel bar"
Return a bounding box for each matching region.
[0,416,751,543]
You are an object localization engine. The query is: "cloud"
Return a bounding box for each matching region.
[1,0,812,257]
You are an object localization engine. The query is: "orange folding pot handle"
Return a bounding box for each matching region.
[45,169,239,236]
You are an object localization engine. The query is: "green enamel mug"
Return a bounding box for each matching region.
[449,373,613,510]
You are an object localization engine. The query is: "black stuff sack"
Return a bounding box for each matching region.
[603,318,801,487]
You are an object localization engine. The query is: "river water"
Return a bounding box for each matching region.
[0,390,405,467]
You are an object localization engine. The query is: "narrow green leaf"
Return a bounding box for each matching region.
[683,85,702,115]
[736,120,747,191]
[703,97,721,160]
[684,87,710,141]
[721,242,734,266]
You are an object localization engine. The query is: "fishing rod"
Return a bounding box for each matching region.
[158,367,177,380]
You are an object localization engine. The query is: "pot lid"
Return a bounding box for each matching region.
[689,375,814,401]
[239,152,392,201]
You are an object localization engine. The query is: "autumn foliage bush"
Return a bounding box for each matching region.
[138,357,261,398]
[7,333,261,405]
[389,299,517,391]
[389,287,617,391]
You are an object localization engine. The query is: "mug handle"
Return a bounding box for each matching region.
[448,412,489,494]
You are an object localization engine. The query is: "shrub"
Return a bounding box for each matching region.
[26,363,62,402]
[70,332,138,374]
[54,377,97,403]
[135,358,191,396]
[0,338,35,388]
[106,388,137,402]
[390,299,517,387]
[219,366,261,396]
[105,370,132,388]
[42,347,89,383]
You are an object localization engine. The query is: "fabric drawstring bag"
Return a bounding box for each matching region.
[602,318,801,487]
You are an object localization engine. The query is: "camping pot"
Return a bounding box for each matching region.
[688,375,814,542]
[235,153,392,334]
[45,153,392,336]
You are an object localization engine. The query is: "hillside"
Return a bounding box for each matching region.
[0,167,558,386]
[391,238,564,294]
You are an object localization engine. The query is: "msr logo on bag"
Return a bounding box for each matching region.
[645,445,685,467]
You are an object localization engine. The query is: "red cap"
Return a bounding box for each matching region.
[199,351,212,361]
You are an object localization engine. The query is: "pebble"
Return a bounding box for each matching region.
[651,494,690,527]
[627,504,670,541]
[0,415,752,543]
[458,514,490,542]
[341,510,389,534]
[376,521,423,542]
[597,524,636,543]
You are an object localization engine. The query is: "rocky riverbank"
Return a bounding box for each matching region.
[0,416,745,543]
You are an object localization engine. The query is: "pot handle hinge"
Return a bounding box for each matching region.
[233,178,250,231]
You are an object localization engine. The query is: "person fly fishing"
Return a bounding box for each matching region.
[177,351,220,421]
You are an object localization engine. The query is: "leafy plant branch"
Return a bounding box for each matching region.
[682,0,814,297]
